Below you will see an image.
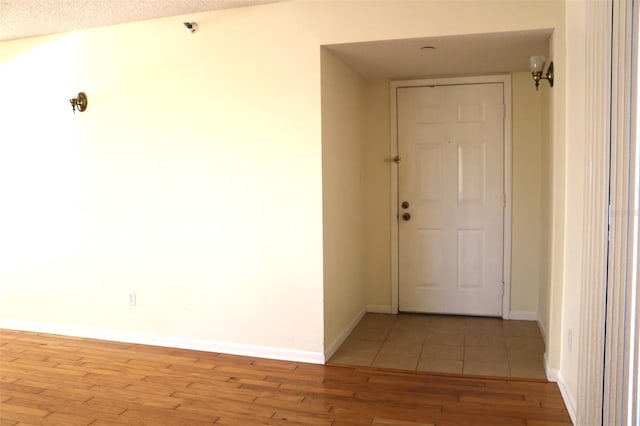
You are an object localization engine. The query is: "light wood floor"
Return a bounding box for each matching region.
[0,329,571,425]
[330,314,546,379]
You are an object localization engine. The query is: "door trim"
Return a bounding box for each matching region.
[389,75,512,318]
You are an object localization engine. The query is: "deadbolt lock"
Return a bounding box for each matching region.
[402,213,411,221]
[401,201,410,209]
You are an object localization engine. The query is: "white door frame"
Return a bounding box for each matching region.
[390,75,512,318]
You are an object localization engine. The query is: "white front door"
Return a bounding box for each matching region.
[397,83,505,316]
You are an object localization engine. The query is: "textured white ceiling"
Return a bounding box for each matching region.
[1,2,552,81]
[0,0,283,41]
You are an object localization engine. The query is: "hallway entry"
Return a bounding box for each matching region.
[394,78,510,316]
[329,313,546,379]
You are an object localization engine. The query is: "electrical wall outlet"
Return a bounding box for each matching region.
[128,291,136,306]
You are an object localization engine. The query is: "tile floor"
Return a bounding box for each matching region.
[328,313,547,379]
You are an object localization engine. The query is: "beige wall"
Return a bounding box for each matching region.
[0,1,568,361]
[546,22,568,377]
[538,76,553,347]
[511,72,543,314]
[321,48,367,349]
[560,0,587,402]
[0,3,328,354]
[364,79,392,308]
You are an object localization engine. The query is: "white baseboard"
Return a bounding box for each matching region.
[366,304,393,314]
[0,319,325,365]
[537,317,548,344]
[509,311,538,321]
[557,371,577,425]
[543,352,559,381]
[542,350,576,425]
[324,307,366,361]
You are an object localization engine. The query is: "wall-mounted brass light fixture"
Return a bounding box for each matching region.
[69,92,88,114]
[529,56,554,90]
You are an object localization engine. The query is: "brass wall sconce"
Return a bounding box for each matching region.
[69,92,88,114]
[529,56,554,90]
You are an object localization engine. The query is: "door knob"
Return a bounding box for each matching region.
[402,213,411,221]
[401,201,410,209]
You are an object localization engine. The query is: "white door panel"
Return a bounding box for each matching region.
[397,83,504,316]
